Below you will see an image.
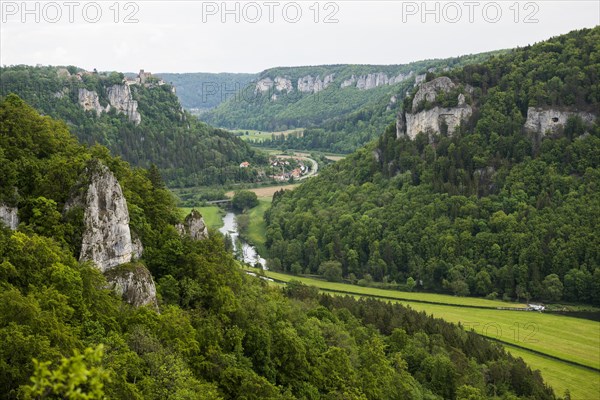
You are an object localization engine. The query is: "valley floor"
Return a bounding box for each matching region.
[244,267,600,400]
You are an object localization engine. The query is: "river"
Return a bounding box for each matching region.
[219,212,267,269]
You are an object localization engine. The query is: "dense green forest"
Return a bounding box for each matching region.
[0,66,267,187]
[264,27,600,305]
[156,72,257,111]
[203,52,504,153]
[0,94,557,399]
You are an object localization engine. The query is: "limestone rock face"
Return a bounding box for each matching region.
[297,74,334,93]
[389,72,413,85]
[78,89,106,116]
[524,107,596,136]
[73,163,133,272]
[255,77,293,96]
[274,77,293,92]
[107,84,141,125]
[415,74,427,86]
[397,77,472,139]
[341,71,413,90]
[255,78,273,94]
[403,106,472,139]
[356,72,390,90]
[411,77,455,112]
[176,209,209,240]
[340,75,356,88]
[0,205,19,230]
[105,263,158,309]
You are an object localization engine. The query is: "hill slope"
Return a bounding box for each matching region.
[0,66,267,187]
[156,72,257,112]
[0,94,555,400]
[264,27,600,305]
[202,52,504,153]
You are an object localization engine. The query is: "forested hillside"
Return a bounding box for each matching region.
[156,72,257,112]
[264,27,600,305]
[203,52,503,153]
[0,66,267,187]
[0,94,555,399]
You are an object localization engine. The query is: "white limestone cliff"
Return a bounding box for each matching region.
[107,84,141,125]
[0,205,19,230]
[524,107,596,136]
[275,77,293,92]
[255,77,274,94]
[340,71,414,90]
[78,89,107,116]
[397,77,472,140]
[297,74,335,93]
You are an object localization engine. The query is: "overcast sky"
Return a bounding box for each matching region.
[1,1,598,73]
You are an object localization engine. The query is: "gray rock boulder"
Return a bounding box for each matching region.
[176,209,209,240]
[0,204,19,230]
[67,162,134,272]
[104,263,158,309]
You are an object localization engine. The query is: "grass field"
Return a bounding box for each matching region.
[262,270,600,370]
[259,269,528,309]
[506,345,600,400]
[402,302,600,370]
[248,268,600,398]
[179,206,225,230]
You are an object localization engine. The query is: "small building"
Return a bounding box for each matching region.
[239,161,250,168]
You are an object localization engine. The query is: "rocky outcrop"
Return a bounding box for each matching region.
[275,77,293,92]
[0,205,19,230]
[107,84,141,125]
[415,74,427,86]
[297,74,334,93]
[78,89,107,116]
[255,77,274,94]
[104,263,158,309]
[389,72,413,85]
[356,72,390,90]
[524,107,596,136]
[340,76,356,88]
[341,71,414,90]
[176,209,209,240]
[411,77,454,112]
[78,85,141,125]
[255,77,293,96]
[67,162,134,273]
[403,107,472,139]
[397,77,472,139]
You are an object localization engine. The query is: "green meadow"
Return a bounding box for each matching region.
[247,267,600,399]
